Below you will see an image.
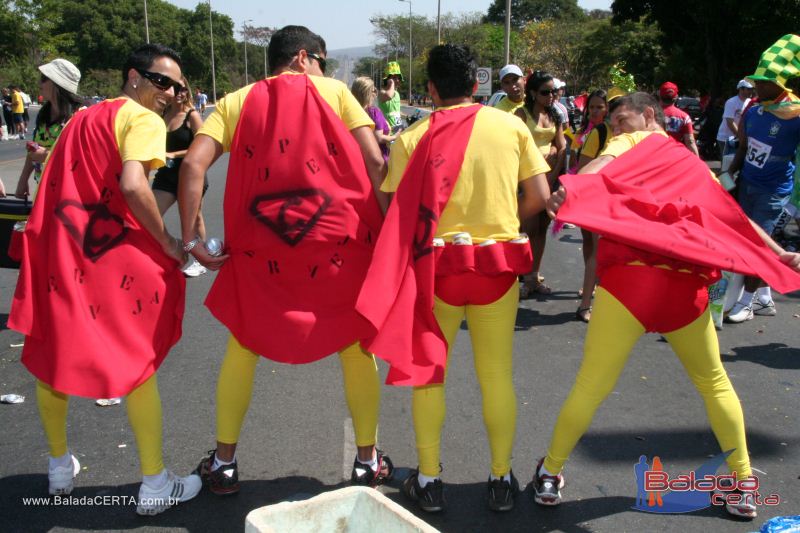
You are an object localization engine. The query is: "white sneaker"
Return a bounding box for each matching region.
[725,301,753,323]
[136,471,202,516]
[752,299,776,316]
[182,259,207,278]
[49,454,80,495]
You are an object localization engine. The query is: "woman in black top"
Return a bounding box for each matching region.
[152,76,207,275]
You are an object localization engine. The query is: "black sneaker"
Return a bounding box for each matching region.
[488,471,519,512]
[718,477,757,519]
[402,469,445,513]
[195,449,240,496]
[350,449,394,487]
[532,458,564,506]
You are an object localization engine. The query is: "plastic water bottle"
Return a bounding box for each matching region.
[205,237,224,257]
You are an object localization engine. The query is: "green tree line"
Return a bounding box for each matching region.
[358,0,800,99]
[0,0,278,100]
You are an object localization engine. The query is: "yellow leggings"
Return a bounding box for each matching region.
[37,375,165,475]
[543,287,751,479]
[414,282,519,478]
[216,335,380,447]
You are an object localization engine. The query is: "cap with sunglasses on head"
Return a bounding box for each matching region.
[136,68,183,93]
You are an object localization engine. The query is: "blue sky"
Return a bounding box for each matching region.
[166,0,613,50]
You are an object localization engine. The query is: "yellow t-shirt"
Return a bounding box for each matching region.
[600,130,668,158]
[383,104,550,242]
[579,125,610,160]
[519,107,556,157]
[199,73,373,152]
[111,98,167,169]
[494,96,524,114]
[12,91,24,114]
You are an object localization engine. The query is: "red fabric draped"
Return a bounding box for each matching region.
[356,104,481,386]
[557,133,800,294]
[206,75,383,362]
[9,100,185,398]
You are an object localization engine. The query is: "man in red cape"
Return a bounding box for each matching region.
[531,92,800,520]
[8,44,201,515]
[356,45,551,513]
[178,26,392,495]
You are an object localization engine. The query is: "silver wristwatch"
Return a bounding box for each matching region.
[182,237,201,253]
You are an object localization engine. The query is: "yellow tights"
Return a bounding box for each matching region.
[543,287,751,480]
[216,335,380,447]
[414,282,519,478]
[37,375,165,475]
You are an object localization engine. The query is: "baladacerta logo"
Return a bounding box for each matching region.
[632,450,780,513]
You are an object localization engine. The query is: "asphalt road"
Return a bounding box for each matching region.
[0,107,798,533]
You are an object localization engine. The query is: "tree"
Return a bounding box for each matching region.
[484,0,585,28]
[612,0,800,95]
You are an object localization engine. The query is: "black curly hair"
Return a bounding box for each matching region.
[427,44,477,100]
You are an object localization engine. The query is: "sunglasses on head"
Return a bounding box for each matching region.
[538,89,558,96]
[307,52,327,74]
[135,68,183,93]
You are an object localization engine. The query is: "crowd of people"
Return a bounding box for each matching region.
[2,25,800,524]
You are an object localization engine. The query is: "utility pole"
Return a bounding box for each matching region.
[437,0,441,44]
[504,0,511,65]
[208,0,217,103]
[243,21,253,85]
[144,0,150,43]
[399,0,412,103]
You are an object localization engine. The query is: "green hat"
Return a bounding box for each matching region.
[383,61,404,81]
[749,34,800,89]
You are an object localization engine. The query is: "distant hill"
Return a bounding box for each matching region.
[328,46,376,60]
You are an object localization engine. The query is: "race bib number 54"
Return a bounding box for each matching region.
[746,137,772,169]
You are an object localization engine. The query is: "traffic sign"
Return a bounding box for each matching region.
[475,67,492,97]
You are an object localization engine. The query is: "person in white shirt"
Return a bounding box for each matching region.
[716,79,753,159]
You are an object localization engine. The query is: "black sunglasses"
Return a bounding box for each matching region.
[307,52,327,74]
[538,89,558,96]
[135,68,183,93]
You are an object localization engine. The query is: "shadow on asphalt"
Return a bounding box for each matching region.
[576,428,795,462]
[514,307,575,330]
[558,233,584,245]
[384,487,636,533]
[1,313,8,331]
[723,343,800,370]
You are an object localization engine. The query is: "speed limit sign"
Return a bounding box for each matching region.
[475,67,492,96]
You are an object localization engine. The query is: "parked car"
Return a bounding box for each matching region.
[676,97,702,121]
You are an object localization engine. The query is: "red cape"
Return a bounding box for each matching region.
[206,75,384,362]
[9,99,185,398]
[356,105,481,386]
[557,133,800,294]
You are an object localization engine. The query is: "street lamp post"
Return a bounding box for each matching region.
[243,20,253,86]
[504,0,511,64]
[144,0,150,43]
[398,0,412,104]
[437,0,441,44]
[208,0,217,104]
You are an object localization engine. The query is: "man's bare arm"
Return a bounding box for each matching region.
[119,160,183,262]
[351,125,389,214]
[178,134,228,269]
[519,172,551,222]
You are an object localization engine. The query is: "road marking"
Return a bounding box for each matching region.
[0,157,26,166]
[343,417,356,481]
